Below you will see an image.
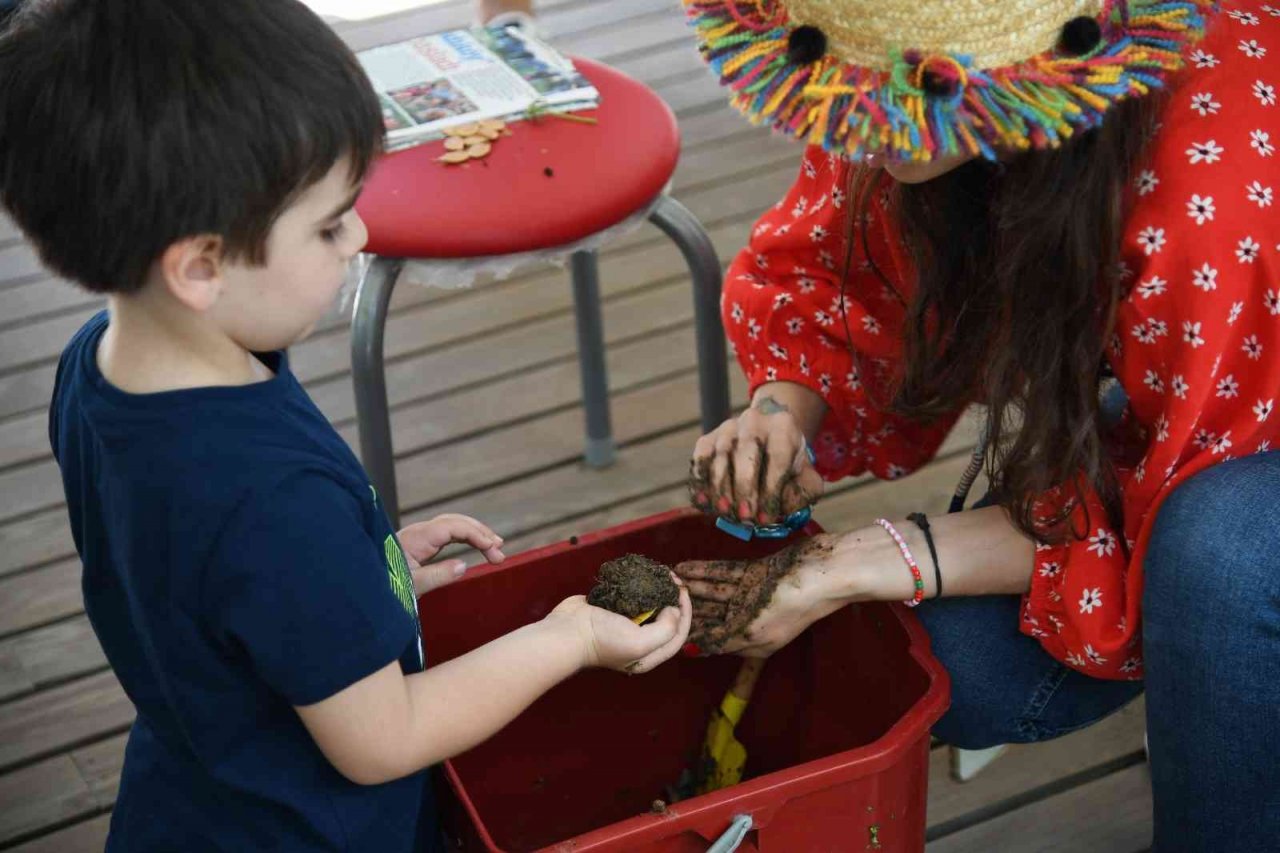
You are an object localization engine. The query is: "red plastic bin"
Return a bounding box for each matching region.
[419,509,950,852]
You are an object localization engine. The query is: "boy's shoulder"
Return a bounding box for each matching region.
[52,312,373,521]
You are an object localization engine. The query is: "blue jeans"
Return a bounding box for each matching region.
[917,450,1280,852]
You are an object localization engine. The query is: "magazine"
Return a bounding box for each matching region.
[357,26,599,151]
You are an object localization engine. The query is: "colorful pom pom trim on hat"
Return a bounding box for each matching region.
[681,0,1216,163]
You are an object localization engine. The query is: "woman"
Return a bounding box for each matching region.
[678,1,1278,848]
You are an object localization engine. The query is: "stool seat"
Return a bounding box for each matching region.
[357,58,680,259]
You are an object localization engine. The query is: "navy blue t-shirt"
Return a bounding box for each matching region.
[49,312,440,852]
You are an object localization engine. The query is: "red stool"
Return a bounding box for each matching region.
[351,58,729,525]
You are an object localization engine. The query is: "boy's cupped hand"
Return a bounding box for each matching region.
[398,514,507,597]
[546,576,693,674]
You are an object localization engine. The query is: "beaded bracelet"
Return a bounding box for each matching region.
[874,518,925,608]
[906,512,942,600]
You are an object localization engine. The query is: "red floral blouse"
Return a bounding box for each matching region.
[722,1,1280,680]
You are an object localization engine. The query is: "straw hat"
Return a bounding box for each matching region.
[682,0,1215,162]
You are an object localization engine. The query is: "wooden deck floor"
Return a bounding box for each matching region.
[0,0,1151,849]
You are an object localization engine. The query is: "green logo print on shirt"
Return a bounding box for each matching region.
[384,535,417,618]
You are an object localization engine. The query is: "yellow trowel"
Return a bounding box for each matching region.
[666,656,765,800]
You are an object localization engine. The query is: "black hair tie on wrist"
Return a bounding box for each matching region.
[906,512,942,599]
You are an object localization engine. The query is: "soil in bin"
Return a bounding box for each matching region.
[587,554,680,619]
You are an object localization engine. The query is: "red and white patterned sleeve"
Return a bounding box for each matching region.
[722,146,962,482]
[1022,2,1280,680]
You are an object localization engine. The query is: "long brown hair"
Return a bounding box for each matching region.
[848,96,1162,544]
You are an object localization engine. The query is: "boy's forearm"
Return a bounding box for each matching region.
[300,617,584,785]
[396,619,583,775]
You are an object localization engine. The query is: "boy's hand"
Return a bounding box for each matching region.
[398,514,506,597]
[546,577,692,674]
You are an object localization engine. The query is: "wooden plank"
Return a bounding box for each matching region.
[0,410,51,471]
[540,0,679,43]
[0,277,101,333]
[611,35,706,87]
[0,409,49,468]
[290,207,757,389]
[333,0,580,51]
[0,753,99,846]
[648,70,733,118]
[314,278,695,431]
[494,414,981,557]
[0,731,125,846]
[337,0,679,55]
[674,133,798,194]
[0,310,92,376]
[0,509,73,579]
[927,763,1153,852]
[0,361,56,428]
[8,813,110,853]
[0,244,46,287]
[394,365,750,511]
[0,670,132,773]
[334,323,702,455]
[501,484,691,556]
[678,107,774,153]
[402,425,701,533]
[403,410,980,542]
[559,10,690,63]
[0,212,20,246]
[0,460,63,526]
[69,733,126,807]
[927,700,1147,831]
[0,559,81,638]
[0,616,106,703]
[813,453,972,530]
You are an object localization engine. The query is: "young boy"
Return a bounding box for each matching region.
[0,1,691,850]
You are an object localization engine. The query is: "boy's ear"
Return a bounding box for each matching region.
[157,235,226,312]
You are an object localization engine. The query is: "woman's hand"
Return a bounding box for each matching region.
[397,514,506,597]
[546,577,693,674]
[689,384,826,527]
[674,535,847,657]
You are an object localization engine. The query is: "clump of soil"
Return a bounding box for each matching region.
[587,554,680,619]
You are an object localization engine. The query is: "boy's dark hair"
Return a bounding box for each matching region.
[0,0,384,293]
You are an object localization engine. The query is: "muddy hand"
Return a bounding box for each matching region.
[675,536,839,657]
[552,576,693,674]
[688,395,823,527]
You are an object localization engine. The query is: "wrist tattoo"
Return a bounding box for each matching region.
[754,395,790,416]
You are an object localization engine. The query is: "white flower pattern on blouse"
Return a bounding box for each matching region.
[718,2,1279,681]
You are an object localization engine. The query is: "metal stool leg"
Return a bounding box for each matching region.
[351,256,406,527]
[570,250,616,468]
[648,195,730,433]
